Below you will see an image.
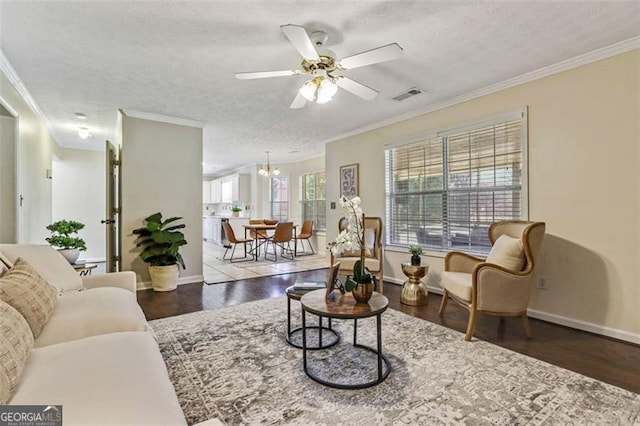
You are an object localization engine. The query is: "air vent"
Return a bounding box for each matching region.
[392,88,422,101]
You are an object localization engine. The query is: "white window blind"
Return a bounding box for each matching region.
[300,172,326,232]
[270,176,288,221]
[385,111,526,253]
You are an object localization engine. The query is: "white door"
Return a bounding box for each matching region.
[0,115,17,243]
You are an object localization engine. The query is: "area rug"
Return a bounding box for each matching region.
[150,298,640,425]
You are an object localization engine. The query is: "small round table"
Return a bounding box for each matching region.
[400,263,429,306]
[285,286,340,350]
[300,290,391,389]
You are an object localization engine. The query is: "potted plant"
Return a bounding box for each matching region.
[231,206,243,217]
[409,245,423,266]
[132,212,187,292]
[45,220,87,264]
[327,196,374,303]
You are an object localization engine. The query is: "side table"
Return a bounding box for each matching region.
[72,263,97,276]
[400,263,428,306]
[300,289,391,389]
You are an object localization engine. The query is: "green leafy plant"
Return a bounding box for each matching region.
[132,212,187,269]
[231,206,243,213]
[45,220,87,251]
[408,245,424,255]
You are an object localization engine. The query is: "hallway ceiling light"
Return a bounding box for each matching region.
[258,151,280,177]
[78,126,91,139]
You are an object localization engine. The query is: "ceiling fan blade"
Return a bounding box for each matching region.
[336,77,379,101]
[280,24,320,61]
[339,43,403,70]
[290,91,307,109]
[235,70,300,80]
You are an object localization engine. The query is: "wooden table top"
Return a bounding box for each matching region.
[243,224,297,231]
[300,289,389,319]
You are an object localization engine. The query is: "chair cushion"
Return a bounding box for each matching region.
[0,245,83,293]
[35,287,149,348]
[441,271,473,302]
[0,299,34,404]
[486,234,525,271]
[0,259,58,338]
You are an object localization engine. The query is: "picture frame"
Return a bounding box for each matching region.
[340,163,359,197]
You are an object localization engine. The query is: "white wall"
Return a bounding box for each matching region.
[121,116,203,287]
[0,65,59,244]
[51,148,105,261]
[326,49,640,342]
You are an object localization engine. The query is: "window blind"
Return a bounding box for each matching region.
[300,172,326,232]
[385,112,526,253]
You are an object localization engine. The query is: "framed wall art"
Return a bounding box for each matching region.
[340,163,359,197]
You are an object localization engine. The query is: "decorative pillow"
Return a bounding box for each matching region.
[0,299,34,404]
[0,244,83,293]
[486,234,526,271]
[0,258,58,338]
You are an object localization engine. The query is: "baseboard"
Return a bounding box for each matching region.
[384,275,638,345]
[136,275,204,291]
[526,309,640,345]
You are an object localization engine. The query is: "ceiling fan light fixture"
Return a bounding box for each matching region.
[300,80,317,102]
[316,78,338,104]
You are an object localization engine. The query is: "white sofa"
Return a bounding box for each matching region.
[0,244,186,425]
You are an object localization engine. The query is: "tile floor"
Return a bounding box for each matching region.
[203,241,328,284]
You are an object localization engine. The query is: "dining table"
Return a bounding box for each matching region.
[243,223,298,261]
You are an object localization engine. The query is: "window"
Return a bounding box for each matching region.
[270,176,288,221]
[300,172,326,232]
[385,110,526,253]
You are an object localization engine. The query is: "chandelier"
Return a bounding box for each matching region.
[258,151,280,177]
[299,69,338,104]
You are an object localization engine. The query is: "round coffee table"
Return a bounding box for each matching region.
[300,289,391,389]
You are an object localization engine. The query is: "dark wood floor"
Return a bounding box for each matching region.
[137,269,640,395]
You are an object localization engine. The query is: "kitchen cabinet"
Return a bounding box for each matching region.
[203,217,215,242]
[220,174,250,203]
[202,181,211,204]
[210,179,222,203]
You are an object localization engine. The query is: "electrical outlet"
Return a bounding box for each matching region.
[536,276,548,290]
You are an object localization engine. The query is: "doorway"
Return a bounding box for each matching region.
[0,102,17,243]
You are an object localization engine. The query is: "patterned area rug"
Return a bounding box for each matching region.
[150,298,640,425]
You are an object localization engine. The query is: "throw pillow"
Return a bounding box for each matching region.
[0,258,58,338]
[486,234,526,271]
[0,299,34,404]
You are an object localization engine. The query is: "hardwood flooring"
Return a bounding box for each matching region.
[137,269,640,395]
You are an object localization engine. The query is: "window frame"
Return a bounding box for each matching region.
[269,175,289,221]
[299,171,326,233]
[384,108,529,255]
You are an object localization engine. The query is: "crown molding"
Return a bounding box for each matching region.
[120,109,204,128]
[323,36,640,145]
[0,48,53,131]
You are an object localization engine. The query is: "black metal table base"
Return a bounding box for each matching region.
[286,296,340,350]
[302,311,391,389]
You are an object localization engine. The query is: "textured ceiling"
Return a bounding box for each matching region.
[1,1,639,175]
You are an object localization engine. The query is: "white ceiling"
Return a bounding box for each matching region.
[1,1,639,175]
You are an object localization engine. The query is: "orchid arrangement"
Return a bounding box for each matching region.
[327,196,372,292]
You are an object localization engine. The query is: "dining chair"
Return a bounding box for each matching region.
[249,219,269,257]
[294,220,315,255]
[264,222,294,262]
[222,222,253,263]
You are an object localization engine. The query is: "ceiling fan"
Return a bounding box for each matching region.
[235,24,403,109]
